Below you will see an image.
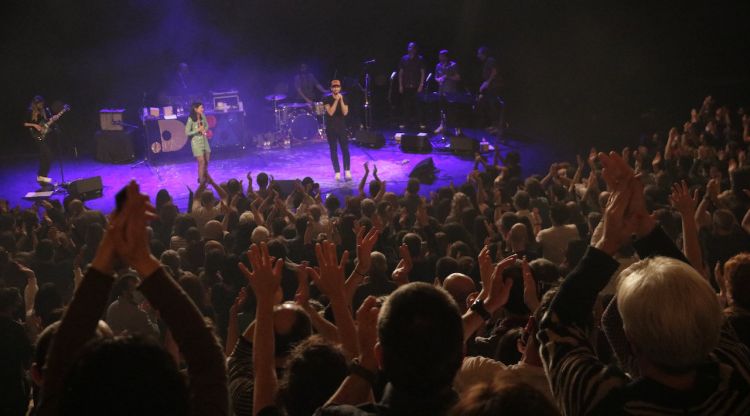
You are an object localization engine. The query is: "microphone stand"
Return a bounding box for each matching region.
[46,106,68,192]
[130,92,162,180]
[362,61,374,130]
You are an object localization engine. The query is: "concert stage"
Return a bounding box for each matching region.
[0,128,563,213]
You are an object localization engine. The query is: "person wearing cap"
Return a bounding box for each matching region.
[323,80,351,181]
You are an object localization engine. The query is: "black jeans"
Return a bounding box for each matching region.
[476,92,502,129]
[401,87,422,126]
[326,127,350,173]
[37,140,52,177]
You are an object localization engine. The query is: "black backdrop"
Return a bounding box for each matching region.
[2,0,749,156]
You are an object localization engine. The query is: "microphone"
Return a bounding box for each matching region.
[362,59,376,64]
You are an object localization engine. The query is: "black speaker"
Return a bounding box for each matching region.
[68,176,103,201]
[400,133,432,153]
[355,130,385,148]
[409,157,438,184]
[95,128,137,163]
[449,135,478,155]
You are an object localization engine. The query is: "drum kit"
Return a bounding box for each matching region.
[265,93,327,143]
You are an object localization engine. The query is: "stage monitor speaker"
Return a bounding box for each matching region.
[95,128,136,163]
[409,157,438,184]
[399,133,432,153]
[449,135,478,155]
[68,176,103,201]
[272,180,297,197]
[355,130,385,148]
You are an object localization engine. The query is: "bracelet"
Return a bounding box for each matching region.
[349,357,377,385]
[470,298,492,322]
[354,269,367,277]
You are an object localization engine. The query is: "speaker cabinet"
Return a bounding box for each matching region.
[354,130,385,148]
[95,129,137,164]
[449,135,478,155]
[68,176,103,201]
[399,133,432,153]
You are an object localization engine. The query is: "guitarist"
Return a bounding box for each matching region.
[23,96,54,185]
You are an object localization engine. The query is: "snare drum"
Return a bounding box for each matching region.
[313,102,325,116]
[289,113,321,141]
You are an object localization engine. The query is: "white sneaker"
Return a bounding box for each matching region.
[37,176,52,184]
[335,172,341,181]
[345,170,352,181]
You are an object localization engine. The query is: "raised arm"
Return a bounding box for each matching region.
[323,296,379,407]
[295,263,341,343]
[225,288,247,356]
[207,174,229,202]
[238,242,284,416]
[344,226,379,303]
[358,162,370,197]
[116,182,228,416]
[670,181,704,274]
[309,241,358,359]
[462,252,516,343]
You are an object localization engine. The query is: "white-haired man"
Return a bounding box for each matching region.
[538,152,750,415]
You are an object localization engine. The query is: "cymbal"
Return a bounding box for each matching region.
[279,102,309,109]
[265,94,287,101]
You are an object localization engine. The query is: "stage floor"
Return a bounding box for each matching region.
[0,129,566,213]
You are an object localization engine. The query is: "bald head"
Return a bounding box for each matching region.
[442,273,476,313]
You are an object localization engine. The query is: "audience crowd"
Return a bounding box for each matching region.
[2,95,750,415]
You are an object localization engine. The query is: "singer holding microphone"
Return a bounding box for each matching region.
[185,102,211,183]
[323,79,350,181]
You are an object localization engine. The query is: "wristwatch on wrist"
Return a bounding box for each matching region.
[349,357,377,385]
[470,298,492,322]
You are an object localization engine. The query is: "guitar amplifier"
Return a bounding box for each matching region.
[212,90,243,112]
[99,109,125,131]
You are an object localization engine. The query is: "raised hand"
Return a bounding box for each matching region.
[484,255,517,313]
[355,227,380,275]
[229,287,248,317]
[477,245,494,298]
[20,264,38,313]
[670,180,698,217]
[111,181,159,275]
[593,156,638,255]
[356,296,380,366]
[392,244,413,286]
[294,261,311,307]
[589,147,600,167]
[310,241,349,302]
[238,242,284,303]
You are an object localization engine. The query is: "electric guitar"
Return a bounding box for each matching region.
[31,104,71,142]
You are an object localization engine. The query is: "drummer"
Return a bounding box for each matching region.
[434,50,462,135]
[294,63,327,105]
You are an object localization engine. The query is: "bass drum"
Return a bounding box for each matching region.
[289,112,321,141]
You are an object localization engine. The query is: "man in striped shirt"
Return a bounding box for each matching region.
[538,152,750,415]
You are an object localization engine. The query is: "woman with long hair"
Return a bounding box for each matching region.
[24,95,54,184]
[185,102,211,183]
